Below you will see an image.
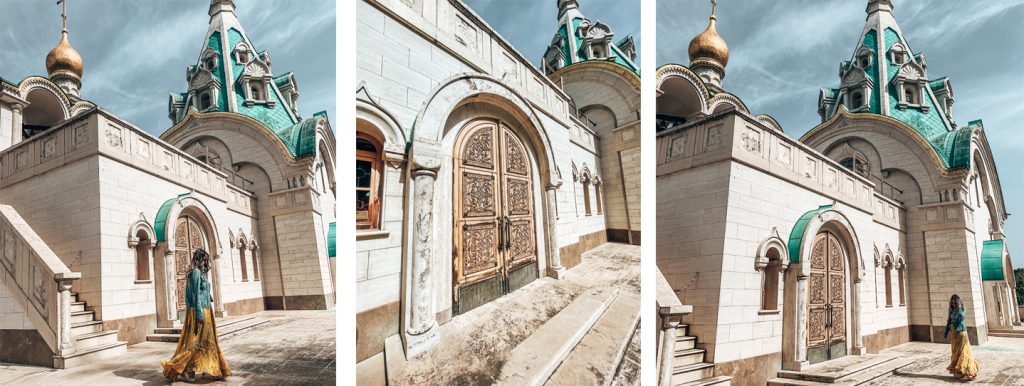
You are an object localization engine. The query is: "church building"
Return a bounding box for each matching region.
[355,0,641,364]
[0,0,336,368]
[655,1,1019,384]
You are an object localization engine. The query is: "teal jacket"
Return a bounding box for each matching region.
[944,305,966,338]
[185,268,212,321]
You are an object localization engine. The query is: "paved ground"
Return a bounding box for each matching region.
[386,242,641,385]
[866,336,1024,385]
[0,310,336,385]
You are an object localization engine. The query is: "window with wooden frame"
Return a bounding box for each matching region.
[594,180,603,215]
[581,173,592,216]
[897,259,906,306]
[356,133,383,230]
[883,256,893,307]
[761,248,782,311]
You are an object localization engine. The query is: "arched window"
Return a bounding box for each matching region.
[134,230,152,282]
[897,259,906,306]
[904,87,915,105]
[250,241,260,281]
[852,92,863,108]
[356,133,383,229]
[884,256,893,307]
[238,50,250,63]
[761,248,782,311]
[859,56,870,68]
[239,235,249,282]
[594,178,603,215]
[251,85,263,101]
[205,57,216,71]
[200,93,212,110]
[581,173,592,216]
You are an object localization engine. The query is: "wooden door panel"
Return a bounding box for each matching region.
[460,220,501,282]
[461,171,497,218]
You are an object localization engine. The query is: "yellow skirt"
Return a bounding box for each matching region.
[946,330,979,380]
[160,307,231,379]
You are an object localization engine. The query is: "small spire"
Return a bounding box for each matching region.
[557,0,579,18]
[209,0,236,17]
[711,0,717,20]
[866,0,894,16]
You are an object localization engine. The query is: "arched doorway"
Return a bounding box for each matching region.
[173,215,208,321]
[452,118,539,314]
[806,232,849,364]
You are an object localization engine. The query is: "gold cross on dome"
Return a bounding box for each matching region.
[57,0,68,31]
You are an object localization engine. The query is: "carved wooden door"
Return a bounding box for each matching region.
[174,217,207,316]
[453,120,538,315]
[807,232,847,364]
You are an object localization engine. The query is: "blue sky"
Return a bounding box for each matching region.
[465,0,641,69]
[0,0,335,136]
[659,0,1024,267]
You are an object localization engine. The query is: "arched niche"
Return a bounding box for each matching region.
[21,84,69,138]
[656,65,709,129]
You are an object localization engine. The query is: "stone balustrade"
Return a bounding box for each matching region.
[0,204,80,362]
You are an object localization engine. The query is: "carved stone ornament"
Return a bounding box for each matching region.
[741,128,761,153]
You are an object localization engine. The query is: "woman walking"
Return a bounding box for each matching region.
[944,294,979,381]
[161,249,231,382]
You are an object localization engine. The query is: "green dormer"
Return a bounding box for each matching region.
[542,0,638,75]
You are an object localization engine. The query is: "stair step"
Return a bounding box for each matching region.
[70,310,95,324]
[674,324,690,336]
[495,288,619,385]
[547,292,641,385]
[989,330,1024,338]
[770,356,915,385]
[678,375,732,386]
[146,316,269,342]
[70,301,86,313]
[673,348,707,366]
[71,320,104,336]
[73,330,119,350]
[152,315,255,334]
[672,362,716,385]
[54,341,128,369]
[675,336,697,350]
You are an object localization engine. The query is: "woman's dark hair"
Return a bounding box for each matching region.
[192,249,210,272]
[949,294,961,310]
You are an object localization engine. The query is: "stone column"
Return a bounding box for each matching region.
[161,250,178,327]
[54,273,79,357]
[403,154,441,358]
[11,106,23,143]
[211,253,227,317]
[851,277,865,355]
[545,186,566,279]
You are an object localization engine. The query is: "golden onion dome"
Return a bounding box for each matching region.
[688,16,729,68]
[46,31,84,79]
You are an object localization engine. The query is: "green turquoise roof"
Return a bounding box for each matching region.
[980,239,1006,281]
[547,15,638,75]
[273,72,293,89]
[276,115,321,157]
[824,24,971,170]
[787,205,833,264]
[327,222,336,257]
[154,193,190,242]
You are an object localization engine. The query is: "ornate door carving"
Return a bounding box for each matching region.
[807,232,847,364]
[453,120,538,314]
[173,216,207,315]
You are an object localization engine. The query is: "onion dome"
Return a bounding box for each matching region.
[688,15,729,68]
[46,30,84,80]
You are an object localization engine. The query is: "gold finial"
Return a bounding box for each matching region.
[688,0,729,68]
[47,0,84,79]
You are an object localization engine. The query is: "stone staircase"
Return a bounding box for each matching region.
[146,314,270,342]
[668,323,731,386]
[54,291,129,368]
[767,354,914,385]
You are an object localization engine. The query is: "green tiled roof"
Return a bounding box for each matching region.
[273,72,293,89]
[787,205,833,264]
[208,32,230,112]
[822,88,839,99]
[863,29,881,113]
[980,239,1005,281]
[154,193,190,242]
[276,115,320,157]
[928,77,948,92]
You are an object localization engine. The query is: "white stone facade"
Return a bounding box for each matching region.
[355,0,640,362]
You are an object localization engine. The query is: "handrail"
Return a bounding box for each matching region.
[0,204,80,360]
[656,269,691,386]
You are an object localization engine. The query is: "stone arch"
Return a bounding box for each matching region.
[656,64,710,127]
[356,85,407,163]
[756,227,790,272]
[547,61,640,128]
[412,73,557,187]
[972,149,1003,236]
[181,135,235,168]
[782,207,865,370]
[128,213,157,283]
[153,194,224,325]
[19,78,71,136]
[709,92,749,114]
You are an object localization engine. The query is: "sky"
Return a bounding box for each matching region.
[0,0,336,136]
[464,0,641,69]
[659,0,1024,267]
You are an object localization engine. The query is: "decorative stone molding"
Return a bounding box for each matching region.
[755,227,790,272]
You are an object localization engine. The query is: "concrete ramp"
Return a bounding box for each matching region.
[494,288,619,386]
[546,292,640,386]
